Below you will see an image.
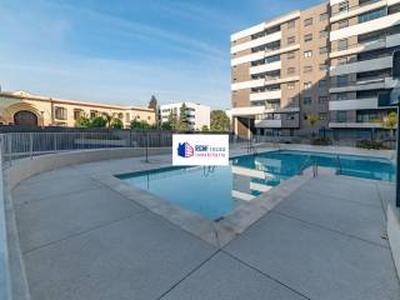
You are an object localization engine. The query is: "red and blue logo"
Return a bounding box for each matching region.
[177,142,194,158]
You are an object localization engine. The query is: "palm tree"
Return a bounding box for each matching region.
[383,111,397,140]
[102,112,117,128]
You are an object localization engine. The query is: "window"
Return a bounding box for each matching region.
[304,34,313,42]
[73,109,83,120]
[337,75,348,87]
[287,82,295,90]
[125,113,130,123]
[304,66,313,73]
[339,1,349,13]
[359,8,386,23]
[304,17,313,26]
[319,30,329,38]
[319,113,327,120]
[287,51,296,59]
[304,50,313,58]
[287,67,296,75]
[319,64,329,71]
[338,39,348,51]
[319,46,329,55]
[338,19,349,29]
[320,12,328,21]
[319,80,327,87]
[90,110,98,119]
[304,81,312,90]
[337,93,348,100]
[319,96,328,104]
[337,111,347,122]
[55,107,67,120]
[288,20,296,29]
[337,57,347,65]
[266,55,280,63]
[118,113,123,119]
[287,36,296,45]
[303,97,312,105]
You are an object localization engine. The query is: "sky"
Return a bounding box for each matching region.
[0,0,323,109]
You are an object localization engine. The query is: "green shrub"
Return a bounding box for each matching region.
[311,137,332,146]
[356,139,384,150]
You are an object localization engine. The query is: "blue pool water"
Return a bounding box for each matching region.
[118,150,395,220]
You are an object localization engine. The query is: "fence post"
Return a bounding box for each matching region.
[29,133,33,159]
[7,136,11,166]
[145,132,149,163]
[53,134,57,151]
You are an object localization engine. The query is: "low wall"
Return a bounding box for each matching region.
[6,147,170,190]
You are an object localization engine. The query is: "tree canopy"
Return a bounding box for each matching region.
[210,110,230,132]
[148,95,157,110]
[177,103,189,131]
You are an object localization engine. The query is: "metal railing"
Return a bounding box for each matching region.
[0,131,175,165]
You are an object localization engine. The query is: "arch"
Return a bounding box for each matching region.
[14,110,38,126]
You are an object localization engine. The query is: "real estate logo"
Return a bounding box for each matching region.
[177,142,194,158]
[173,134,229,166]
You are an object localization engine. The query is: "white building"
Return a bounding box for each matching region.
[159,102,210,130]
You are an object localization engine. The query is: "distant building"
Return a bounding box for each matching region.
[159,102,210,130]
[0,90,156,128]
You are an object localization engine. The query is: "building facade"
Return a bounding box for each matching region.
[0,91,156,128]
[159,102,211,130]
[230,0,400,140]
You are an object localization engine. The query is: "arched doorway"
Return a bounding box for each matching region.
[14,110,38,126]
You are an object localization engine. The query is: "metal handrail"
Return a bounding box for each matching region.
[299,155,312,175]
[336,155,342,175]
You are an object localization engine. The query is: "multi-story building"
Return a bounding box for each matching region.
[230,0,400,140]
[159,102,210,130]
[328,0,400,140]
[0,90,156,128]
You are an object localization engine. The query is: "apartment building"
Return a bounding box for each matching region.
[0,90,156,128]
[329,0,400,140]
[159,102,211,130]
[231,0,400,140]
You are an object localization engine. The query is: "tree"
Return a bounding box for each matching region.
[201,125,209,132]
[306,114,319,137]
[383,111,397,138]
[102,112,117,128]
[130,118,152,130]
[148,95,157,110]
[90,116,107,128]
[75,116,91,128]
[111,118,124,129]
[160,122,173,130]
[167,111,178,130]
[210,110,230,132]
[177,103,189,131]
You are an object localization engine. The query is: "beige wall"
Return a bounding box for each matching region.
[0,92,155,128]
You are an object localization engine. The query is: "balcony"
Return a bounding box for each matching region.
[329,122,383,128]
[331,0,386,22]
[255,118,282,128]
[250,61,281,75]
[330,12,400,41]
[330,56,392,76]
[329,98,378,111]
[250,90,282,101]
[231,79,265,91]
[230,106,265,117]
[330,33,400,58]
[231,31,282,54]
[329,76,396,93]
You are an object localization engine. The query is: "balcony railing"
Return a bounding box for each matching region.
[331,0,382,17]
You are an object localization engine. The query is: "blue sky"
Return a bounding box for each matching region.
[0,0,323,109]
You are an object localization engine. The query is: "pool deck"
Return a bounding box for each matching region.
[10,147,400,300]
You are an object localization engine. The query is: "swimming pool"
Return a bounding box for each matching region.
[118,150,395,220]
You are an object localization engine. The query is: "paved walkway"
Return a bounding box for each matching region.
[11,155,400,300]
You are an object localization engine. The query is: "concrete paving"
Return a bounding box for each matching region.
[11,154,400,300]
